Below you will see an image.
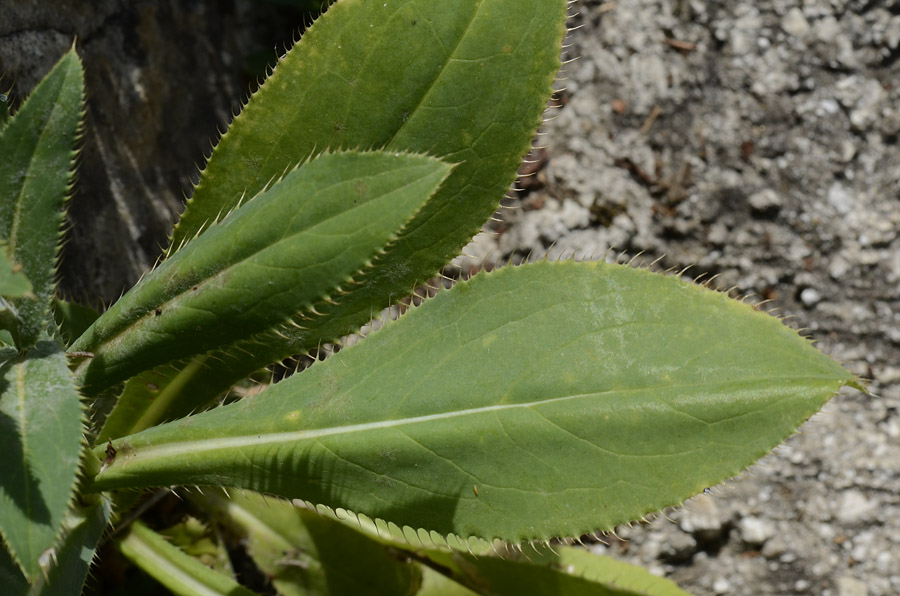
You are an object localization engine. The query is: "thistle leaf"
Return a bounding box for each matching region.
[90,261,856,543]
[116,521,258,596]
[0,340,83,581]
[158,0,568,395]
[0,48,84,349]
[70,151,451,391]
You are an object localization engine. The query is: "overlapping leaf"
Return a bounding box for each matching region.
[26,497,112,596]
[194,489,423,596]
[132,0,567,421]
[71,151,451,391]
[0,48,84,348]
[90,261,856,544]
[0,340,83,581]
[196,488,691,596]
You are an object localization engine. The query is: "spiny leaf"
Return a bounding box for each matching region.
[26,496,112,596]
[421,543,692,596]
[116,521,258,596]
[52,299,99,348]
[0,340,83,581]
[0,542,28,596]
[196,488,690,596]
[89,261,856,543]
[193,489,423,596]
[0,48,84,349]
[71,151,452,391]
[157,0,568,402]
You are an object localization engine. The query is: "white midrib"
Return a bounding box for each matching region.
[103,375,837,473]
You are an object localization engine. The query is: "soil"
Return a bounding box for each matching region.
[456,1,900,594]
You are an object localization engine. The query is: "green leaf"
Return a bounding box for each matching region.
[0,340,83,581]
[158,516,235,579]
[27,497,113,596]
[421,543,692,596]
[0,48,84,348]
[161,0,567,390]
[0,245,33,299]
[116,521,258,596]
[194,489,422,596]
[0,542,28,596]
[52,299,99,348]
[71,151,452,391]
[89,261,856,543]
[96,357,213,442]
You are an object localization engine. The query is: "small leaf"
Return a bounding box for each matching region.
[52,299,99,348]
[27,496,113,596]
[71,151,452,391]
[194,489,422,596]
[0,48,84,348]
[90,261,856,543]
[0,340,83,581]
[116,521,258,596]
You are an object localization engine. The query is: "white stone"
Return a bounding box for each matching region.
[713,578,731,595]
[800,288,822,307]
[827,183,854,215]
[782,8,810,37]
[738,516,776,546]
[835,489,877,525]
[836,576,868,596]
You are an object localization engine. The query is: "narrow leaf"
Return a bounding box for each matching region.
[71,151,451,391]
[194,489,422,596]
[160,0,568,395]
[116,521,258,596]
[0,48,84,348]
[52,299,99,348]
[421,544,692,596]
[0,340,83,580]
[90,261,856,543]
[27,496,112,596]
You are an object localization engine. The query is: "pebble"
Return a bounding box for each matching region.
[782,8,810,37]
[836,576,868,596]
[834,490,877,525]
[800,287,822,307]
[738,517,776,546]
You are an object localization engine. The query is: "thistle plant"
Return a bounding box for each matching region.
[0,1,860,595]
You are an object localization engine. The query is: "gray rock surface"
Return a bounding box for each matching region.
[460,1,900,594]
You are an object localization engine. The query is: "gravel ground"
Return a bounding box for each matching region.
[457,1,900,594]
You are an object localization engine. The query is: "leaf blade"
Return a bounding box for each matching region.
[71,151,451,391]
[90,262,855,543]
[0,341,83,581]
[0,48,84,347]
[157,0,568,397]
[194,489,423,596]
[116,521,258,596]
